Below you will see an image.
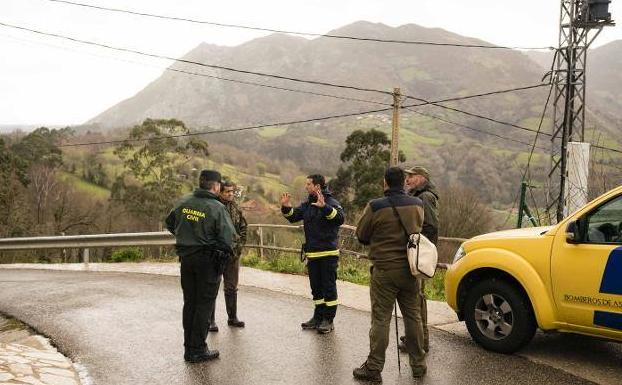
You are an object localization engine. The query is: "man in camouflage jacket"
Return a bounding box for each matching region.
[207,180,248,331]
[401,166,440,353]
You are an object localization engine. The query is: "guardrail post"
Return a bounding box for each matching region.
[82,248,89,268]
[258,226,264,259]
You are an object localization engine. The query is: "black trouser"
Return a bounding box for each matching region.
[180,253,221,355]
[307,256,338,322]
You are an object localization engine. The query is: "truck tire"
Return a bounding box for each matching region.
[463,279,536,354]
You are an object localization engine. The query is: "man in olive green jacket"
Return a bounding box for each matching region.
[207,180,248,331]
[400,166,440,353]
[165,170,235,363]
[353,167,427,382]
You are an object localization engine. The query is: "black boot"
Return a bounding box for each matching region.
[225,293,245,328]
[208,300,218,332]
[301,317,320,329]
[301,305,323,329]
[316,319,334,334]
[185,349,220,363]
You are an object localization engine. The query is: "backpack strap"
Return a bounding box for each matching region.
[387,196,410,239]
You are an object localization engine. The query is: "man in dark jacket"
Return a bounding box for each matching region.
[165,170,235,363]
[400,166,440,353]
[207,180,248,331]
[353,167,427,382]
[281,174,345,334]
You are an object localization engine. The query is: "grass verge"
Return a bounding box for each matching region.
[241,252,446,301]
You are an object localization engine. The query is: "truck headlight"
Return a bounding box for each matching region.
[453,245,466,263]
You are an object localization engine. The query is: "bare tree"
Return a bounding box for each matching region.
[52,182,98,235]
[29,164,58,226]
[439,185,494,238]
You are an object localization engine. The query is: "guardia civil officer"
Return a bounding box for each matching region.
[165,170,235,363]
[280,174,345,334]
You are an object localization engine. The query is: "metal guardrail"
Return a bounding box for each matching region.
[0,224,464,269]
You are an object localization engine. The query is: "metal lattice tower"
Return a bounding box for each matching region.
[547,0,614,223]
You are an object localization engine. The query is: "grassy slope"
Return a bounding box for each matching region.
[61,147,290,205]
[58,171,111,200]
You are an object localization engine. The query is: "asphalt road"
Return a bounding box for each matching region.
[0,269,600,385]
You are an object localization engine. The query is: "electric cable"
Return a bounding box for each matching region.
[47,0,555,51]
[0,21,393,97]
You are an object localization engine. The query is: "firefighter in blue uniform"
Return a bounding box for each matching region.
[281,174,345,334]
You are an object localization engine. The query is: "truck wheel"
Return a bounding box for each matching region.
[464,279,536,354]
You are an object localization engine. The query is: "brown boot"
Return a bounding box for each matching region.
[353,362,382,383]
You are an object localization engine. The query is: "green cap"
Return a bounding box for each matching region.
[404,166,430,179]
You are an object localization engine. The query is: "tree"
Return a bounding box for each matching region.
[330,129,405,216]
[10,127,70,170]
[0,138,29,236]
[439,184,493,238]
[10,128,71,230]
[112,119,209,229]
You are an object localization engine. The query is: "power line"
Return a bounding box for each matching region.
[58,106,396,148]
[129,64,393,106]
[6,21,616,153]
[423,99,622,155]
[403,107,548,150]
[522,82,555,180]
[0,28,391,106]
[406,94,555,137]
[59,83,562,148]
[592,143,622,155]
[0,20,555,118]
[0,24,550,108]
[407,84,549,105]
[0,21,393,97]
[47,0,554,51]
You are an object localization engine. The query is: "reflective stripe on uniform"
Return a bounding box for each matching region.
[325,207,337,220]
[314,299,325,305]
[325,299,339,307]
[283,208,294,217]
[306,249,340,258]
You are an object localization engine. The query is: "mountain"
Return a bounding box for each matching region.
[89,21,549,130]
[86,22,621,205]
[588,40,622,119]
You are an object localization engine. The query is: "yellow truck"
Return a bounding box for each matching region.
[445,185,622,353]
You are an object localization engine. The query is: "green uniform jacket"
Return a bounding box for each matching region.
[165,188,236,257]
[409,180,439,245]
[222,200,248,257]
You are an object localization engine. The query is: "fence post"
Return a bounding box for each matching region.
[258,226,264,259]
[82,248,90,268]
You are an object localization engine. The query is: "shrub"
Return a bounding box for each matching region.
[110,247,143,262]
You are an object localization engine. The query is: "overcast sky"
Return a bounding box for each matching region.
[0,0,620,126]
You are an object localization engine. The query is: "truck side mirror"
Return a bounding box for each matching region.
[566,220,581,244]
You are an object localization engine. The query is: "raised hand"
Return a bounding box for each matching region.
[281,192,292,207]
[311,187,325,208]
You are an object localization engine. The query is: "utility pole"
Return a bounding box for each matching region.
[547,0,614,223]
[390,87,401,167]
[517,181,539,228]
